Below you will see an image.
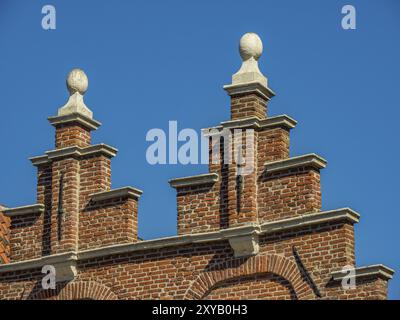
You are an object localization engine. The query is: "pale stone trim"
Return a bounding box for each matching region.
[228,234,259,258]
[331,264,395,281]
[222,115,297,130]
[53,260,78,282]
[223,81,275,101]
[0,251,76,272]
[3,204,45,217]
[28,155,49,166]
[259,208,360,233]
[169,173,219,188]
[78,208,359,260]
[48,113,101,131]
[90,187,143,202]
[30,144,118,166]
[202,115,297,137]
[258,115,297,130]
[264,153,327,173]
[0,208,364,273]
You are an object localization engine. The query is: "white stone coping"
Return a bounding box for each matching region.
[0,208,366,273]
[30,144,118,166]
[48,113,101,131]
[203,115,297,136]
[331,264,395,281]
[264,153,327,173]
[3,204,45,218]
[223,81,275,101]
[79,223,262,261]
[258,116,297,130]
[169,173,219,188]
[0,252,76,273]
[90,186,143,202]
[260,208,360,234]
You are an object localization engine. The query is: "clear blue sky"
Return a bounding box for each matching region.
[0,0,399,299]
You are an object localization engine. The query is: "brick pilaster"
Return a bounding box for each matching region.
[0,206,10,264]
[230,93,267,120]
[55,123,92,149]
[50,158,80,254]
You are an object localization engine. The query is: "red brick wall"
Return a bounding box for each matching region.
[0,206,10,264]
[0,83,391,300]
[257,128,290,163]
[176,184,221,235]
[50,158,80,254]
[36,164,52,255]
[79,155,111,205]
[55,123,91,149]
[8,212,43,262]
[79,197,138,250]
[0,220,382,300]
[258,167,322,223]
[204,273,295,300]
[325,277,388,300]
[230,93,267,120]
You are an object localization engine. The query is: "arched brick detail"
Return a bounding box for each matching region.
[184,254,314,300]
[26,281,118,300]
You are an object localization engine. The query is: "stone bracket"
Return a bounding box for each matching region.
[53,259,78,282]
[331,264,395,282]
[228,233,260,258]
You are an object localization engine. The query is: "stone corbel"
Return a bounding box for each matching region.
[53,259,77,282]
[228,233,260,258]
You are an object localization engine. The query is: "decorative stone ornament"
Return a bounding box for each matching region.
[239,32,263,61]
[57,68,93,119]
[228,234,260,258]
[67,68,88,95]
[232,32,268,87]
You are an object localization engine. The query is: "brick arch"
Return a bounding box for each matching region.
[184,254,314,300]
[26,281,118,300]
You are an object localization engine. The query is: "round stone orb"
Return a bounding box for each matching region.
[66,68,88,95]
[239,33,263,61]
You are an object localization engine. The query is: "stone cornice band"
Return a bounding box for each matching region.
[0,207,363,273]
[30,144,118,166]
[203,115,297,136]
[48,113,102,131]
[3,204,45,218]
[331,264,394,281]
[90,187,143,202]
[264,153,327,173]
[169,173,219,188]
[223,81,275,101]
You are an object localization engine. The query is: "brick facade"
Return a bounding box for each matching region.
[0,206,10,264]
[0,37,394,299]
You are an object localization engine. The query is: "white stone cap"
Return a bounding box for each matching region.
[264,153,327,173]
[260,208,360,234]
[169,173,219,188]
[0,251,77,273]
[331,264,395,281]
[48,112,101,131]
[3,204,45,217]
[203,115,297,135]
[233,33,267,86]
[90,186,143,202]
[224,33,274,98]
[30,144,118,166]
[57,69,93,119]
[224,81,275,101]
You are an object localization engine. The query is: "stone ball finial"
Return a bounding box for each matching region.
[239,33,263,61]
[66,68,88,95]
